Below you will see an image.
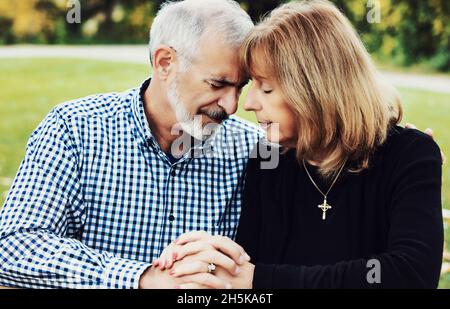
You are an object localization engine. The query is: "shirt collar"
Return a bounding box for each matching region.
[131,78,155,146]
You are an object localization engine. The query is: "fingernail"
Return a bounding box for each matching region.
[172,252,178,261]
[239,255,245,264]
[245,253,251,261]
[225,283,232,289]
[235,267,241,275]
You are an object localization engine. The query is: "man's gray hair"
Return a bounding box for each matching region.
[149,0,254,71]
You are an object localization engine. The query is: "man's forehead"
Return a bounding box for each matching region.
[198,34,241,64]
[193,32,247,84]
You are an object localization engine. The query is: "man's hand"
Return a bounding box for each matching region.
[405,123,433,136]
[139,263,233,289]
[405,123,446,163]
[139,265,179,289]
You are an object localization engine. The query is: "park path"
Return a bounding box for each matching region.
[1,45,449,94]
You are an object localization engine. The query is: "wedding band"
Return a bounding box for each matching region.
[207,263,216,273]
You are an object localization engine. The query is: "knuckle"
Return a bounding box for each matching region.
[199,273,209,283]
[216,235,227,242]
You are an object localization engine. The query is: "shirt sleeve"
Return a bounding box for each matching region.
[0,109,150,289]
[252,133,444,289]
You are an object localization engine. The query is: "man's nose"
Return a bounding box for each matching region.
[218,88,239,115]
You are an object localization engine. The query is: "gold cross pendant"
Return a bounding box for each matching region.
[318,199,332,220]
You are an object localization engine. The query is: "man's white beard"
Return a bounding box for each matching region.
[167,78,215,141]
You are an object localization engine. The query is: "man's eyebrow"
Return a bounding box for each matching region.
[207,77,249,88]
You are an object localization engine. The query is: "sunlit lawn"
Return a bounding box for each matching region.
[0,58,449,287]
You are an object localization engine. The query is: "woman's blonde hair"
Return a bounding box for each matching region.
[239,0,402,179]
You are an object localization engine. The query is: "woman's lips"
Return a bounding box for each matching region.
[258,121,272,130]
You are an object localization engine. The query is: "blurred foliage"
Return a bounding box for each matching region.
[0,0,449,71]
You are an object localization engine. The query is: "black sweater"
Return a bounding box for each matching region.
[236,126,443,288]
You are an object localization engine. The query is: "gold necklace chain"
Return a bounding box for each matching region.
[302,159,347,220]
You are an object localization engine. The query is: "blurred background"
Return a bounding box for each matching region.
[0,0,449,287]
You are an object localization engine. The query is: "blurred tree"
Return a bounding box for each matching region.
[150,0,286,21]
[364,0,450,71]
[0,0,55,43]
[238,0,284,21]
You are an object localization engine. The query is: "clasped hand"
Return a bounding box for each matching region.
[148,231,254,289]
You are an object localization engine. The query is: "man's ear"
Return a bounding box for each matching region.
[152,46,177,80]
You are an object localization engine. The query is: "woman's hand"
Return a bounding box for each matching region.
[173,257,255,289]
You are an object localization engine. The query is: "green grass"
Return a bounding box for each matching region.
[0,58,449,287]
[0,58,148,180]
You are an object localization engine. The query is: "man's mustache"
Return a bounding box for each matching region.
[199,107,229,122]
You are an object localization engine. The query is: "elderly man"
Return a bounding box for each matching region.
[0,0,261,289]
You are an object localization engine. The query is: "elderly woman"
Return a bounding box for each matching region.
[154,0,443,288]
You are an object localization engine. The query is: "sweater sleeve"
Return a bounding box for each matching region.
[253,132,444,289]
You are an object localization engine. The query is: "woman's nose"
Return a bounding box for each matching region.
[243,83,261,112]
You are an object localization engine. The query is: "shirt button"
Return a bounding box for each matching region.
[169,215,175,222]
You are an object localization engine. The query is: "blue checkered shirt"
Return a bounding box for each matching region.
[0,80,262,289]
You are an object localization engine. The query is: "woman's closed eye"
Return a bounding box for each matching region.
[255,79,273,94]
[208,81,224,90]
[261,83,273,94]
